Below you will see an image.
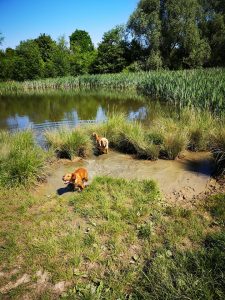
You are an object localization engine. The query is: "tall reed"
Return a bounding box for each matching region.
[1,68,224,111]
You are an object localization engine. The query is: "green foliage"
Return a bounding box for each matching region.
[70,48,97,75]
[1,0,225,82]
[35,34,56,62]
[70,29,94,53]
[51,36,70,77]
[146,50,163,70]
[69,30,96,75]
[14,39,44,80]
[35,34,58,77]
[93,26,128,73]
[0,131,46,187]
[128,0,162,69]
[128,0,225,69]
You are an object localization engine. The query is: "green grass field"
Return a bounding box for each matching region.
[0,176,224,299]
[0,112,225,298]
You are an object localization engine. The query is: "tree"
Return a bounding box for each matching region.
[70,50,97,75]
[14,39,44,80]
[35,34,56,62]
[0,48,17,80]
[128,0,211,69]
[163,0,210,68]
[52,36,70,77]
[35,34,57,77]
[128,0,162,70]
[69,30,96,75]
[93,25,128,73]
[70,30,94,53]
[200,0,225,66]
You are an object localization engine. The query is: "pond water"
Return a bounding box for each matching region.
[0,90,176,131]
[36,150,214,201]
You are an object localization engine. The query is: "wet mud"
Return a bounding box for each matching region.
[36,150,214,201]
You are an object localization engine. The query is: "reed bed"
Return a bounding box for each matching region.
[1,68,225,110]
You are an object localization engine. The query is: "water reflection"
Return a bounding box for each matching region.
[0,90,177,131]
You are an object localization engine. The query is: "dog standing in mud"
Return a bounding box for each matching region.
[62,167,88,191]
[92,132,109,154]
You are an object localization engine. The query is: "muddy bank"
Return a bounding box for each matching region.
[36,150,214,202]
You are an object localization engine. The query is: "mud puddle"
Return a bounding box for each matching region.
[36,150,214,201]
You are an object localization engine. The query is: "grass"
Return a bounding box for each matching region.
[0,130,47,187]
[1,68,225,111]
[1,108,224,175]
[45,127,92,159]
[210,127,225,174]
[134,233,225,299]
[0,176,224,299]
[0,111,215,196]
[43,110,225,173]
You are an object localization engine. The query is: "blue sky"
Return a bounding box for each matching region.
[0,0,139,49]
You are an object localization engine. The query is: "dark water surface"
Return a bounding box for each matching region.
[0,91,175,131]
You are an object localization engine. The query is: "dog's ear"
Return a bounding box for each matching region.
[71,173,76,181]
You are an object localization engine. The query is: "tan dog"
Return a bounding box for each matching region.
[92,132,109,154]
[62,168,88,191]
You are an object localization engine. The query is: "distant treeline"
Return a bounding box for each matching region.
[0,0,225,81]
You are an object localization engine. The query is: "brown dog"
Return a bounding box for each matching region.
[92,132,109,154]
[62,168,88,191]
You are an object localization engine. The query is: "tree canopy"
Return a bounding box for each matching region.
[0,0,225,81]
[69,30,96,75]
[70,30,94,53]
[93,26,128,73]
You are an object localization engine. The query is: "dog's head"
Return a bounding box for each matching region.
[62,173,76,185]
[92,132,98,139]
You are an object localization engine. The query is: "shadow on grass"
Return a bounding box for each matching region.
[57,183,75,195]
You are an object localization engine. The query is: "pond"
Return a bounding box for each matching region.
[0,90,177,131]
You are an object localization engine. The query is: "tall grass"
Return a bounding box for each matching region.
[44,127,92,159]
[1,68,225,110]
[43,110,225,163]
[210,126,225,174]
[0,130,46,187]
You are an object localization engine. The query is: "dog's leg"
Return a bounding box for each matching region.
[105,140,109,154]
[78,181,85,191]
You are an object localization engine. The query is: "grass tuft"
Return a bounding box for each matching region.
[0,130,46,187]
[45,127,92,159]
